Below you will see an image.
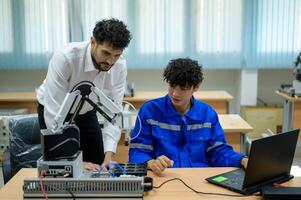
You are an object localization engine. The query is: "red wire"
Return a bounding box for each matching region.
[39,171,48,200]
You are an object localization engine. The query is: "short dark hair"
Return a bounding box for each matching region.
[163,58,204,88]
[93,18,132,49]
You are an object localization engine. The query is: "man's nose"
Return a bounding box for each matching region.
[172,89,180,96]
[106,57,114,65]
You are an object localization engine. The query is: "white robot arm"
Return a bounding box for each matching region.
[52,81,130,131]
[41,81,132,160]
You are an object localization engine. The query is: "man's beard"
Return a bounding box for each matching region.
[91,54,113,72]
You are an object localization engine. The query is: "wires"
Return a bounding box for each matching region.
[39,170,76,200]
[113,163,127,175]
[66,188,76,200]
[39,171,48,200]
[122,100,142,140]
[153,178,258,197]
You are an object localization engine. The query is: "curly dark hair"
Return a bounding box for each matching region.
[163,58,204,88]
[93,18,132,49]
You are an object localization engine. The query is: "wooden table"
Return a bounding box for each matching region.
[0,92,37,113]
[115,114,253,163]
[219,114,253,153]
[0,90,233,114]
[124,90,233,114]
[275,91,301,140]
[1,167,300,200]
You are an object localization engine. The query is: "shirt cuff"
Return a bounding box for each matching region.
[103,138,118,153]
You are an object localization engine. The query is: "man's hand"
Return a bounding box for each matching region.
[241,157,248,169]
[147,155,174,175]
[83,162,100,171]
[101,151,115,168]
[83,151,115,171]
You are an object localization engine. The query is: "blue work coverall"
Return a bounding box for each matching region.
[129,95,245,167]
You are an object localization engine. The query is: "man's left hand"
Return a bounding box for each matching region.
[101,151,115,168]
[241,157,248,169]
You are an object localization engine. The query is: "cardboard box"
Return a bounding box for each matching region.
[241,106,283,140]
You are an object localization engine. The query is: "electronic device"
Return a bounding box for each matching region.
[261,186,301,200]
[206,129,299,195]
[23,81,143,199]
[24,162,149,199]
[37,151,83,178]
[90,163,148,178]
[23,176,146,199]
[40,81,132,161]
[279,52,301,96]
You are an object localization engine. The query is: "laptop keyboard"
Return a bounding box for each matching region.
[222,169,245,189]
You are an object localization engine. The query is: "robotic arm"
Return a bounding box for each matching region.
[280,52,301,96]
[52,81,123,132]
[292,52,301,96]
[41,81,132,160]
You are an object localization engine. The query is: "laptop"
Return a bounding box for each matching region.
[206,129,300,195]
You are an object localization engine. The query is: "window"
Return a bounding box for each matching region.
[81,0,128,39]
[0,0,13,53]
[195,0,243,53]
[137,0,184,54]
[257,0,301,53]
[1,0,301,69]
[24,0,69,54]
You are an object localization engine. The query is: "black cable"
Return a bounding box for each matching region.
[65,181,76,200]
[67,189,76,200]
[153,178,259,197]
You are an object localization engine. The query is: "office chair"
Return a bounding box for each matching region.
[2,114,41,184]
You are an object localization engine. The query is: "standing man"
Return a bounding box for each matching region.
[37,18,132,170]
[129,58,248,175]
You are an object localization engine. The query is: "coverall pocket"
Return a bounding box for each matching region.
[188,132,211,166]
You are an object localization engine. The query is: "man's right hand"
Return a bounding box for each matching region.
[147,155,174,175]
[83,162,101,171]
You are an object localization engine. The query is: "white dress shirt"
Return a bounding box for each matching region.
[37,41,127,153]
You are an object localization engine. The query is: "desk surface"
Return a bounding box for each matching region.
[275,90,301,102]
[0,91,233,101]
[219,114,253,133]
[0,92,36,102]
[0,91,233,114]
[124,90,234,101]
[1,168,300,200]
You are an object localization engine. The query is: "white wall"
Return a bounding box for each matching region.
[0,69,294,113]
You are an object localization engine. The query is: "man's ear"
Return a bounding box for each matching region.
[91,37,96,47]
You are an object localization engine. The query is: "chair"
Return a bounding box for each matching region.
[2,114,41,184]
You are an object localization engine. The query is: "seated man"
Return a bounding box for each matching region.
[128,58,247,175]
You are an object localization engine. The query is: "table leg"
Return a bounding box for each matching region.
[283,100,293,132]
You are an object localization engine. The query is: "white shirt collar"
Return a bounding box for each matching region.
[84,42,112,74]
[84,43,98,72]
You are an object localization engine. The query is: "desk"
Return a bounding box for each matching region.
[0,92,37,113]
[275,91,301,140]
[0,90,233,114]
[124,90,233,114]
[115,114,253,163]
[1,168,300,200]
[219,114,253,153]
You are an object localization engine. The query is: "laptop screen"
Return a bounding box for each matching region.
[243,129,299,188]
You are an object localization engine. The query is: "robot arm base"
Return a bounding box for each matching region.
[41,124,80,161]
